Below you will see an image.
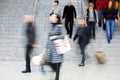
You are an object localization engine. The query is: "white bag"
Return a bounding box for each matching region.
[54,36,71,54]
[32,51,47,65]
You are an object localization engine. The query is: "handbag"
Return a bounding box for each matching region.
[54,35,71,54]
[32,51,47,66]
[95,51,106,64]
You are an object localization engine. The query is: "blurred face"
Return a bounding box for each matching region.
[67,0,71,6]
[49,14,58,23]
[24,15,33,23]
[54,2,58,6]
[78,19,85,26]
[89,3,94,9]
[108,1,112,9]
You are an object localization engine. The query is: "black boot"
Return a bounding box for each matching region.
[22,69,31,73]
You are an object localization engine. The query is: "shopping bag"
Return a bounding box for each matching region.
[32,51,47,65]
[95,51,106,64]
[54,36,71,54]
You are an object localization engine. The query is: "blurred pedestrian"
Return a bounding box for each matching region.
[104,0,118,43]
[45,14,66,80]
[73,19,91,67]
[62,0,77,38]
[96,0,108,30]
[50,0,61,16]
[22,15,36,73]
[86,2,98,39]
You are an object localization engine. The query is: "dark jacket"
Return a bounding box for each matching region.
[62,5,76,20]
[26,23,36,46]
[104,8,118,20]
[73,26,91,45]
[86,8,97,23]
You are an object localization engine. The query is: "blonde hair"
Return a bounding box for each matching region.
[89,2,94,8]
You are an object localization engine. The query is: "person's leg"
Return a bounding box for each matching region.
[98,10,102,27]
[102,10,106,31]
[79,44,86,65]
[69,19,74,38]
[93,22,96,39]
[88,22,92,39]
[110,20,115,40]
[103,23,106,31]
[106,20,111,43]
[65,19,70,35]
[25,45,32,71]
[49,62,56,72]
[91,22,96,39]
[22,45,33,73]
[55,63,61,80]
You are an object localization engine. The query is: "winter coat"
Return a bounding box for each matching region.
[46,24,66,63]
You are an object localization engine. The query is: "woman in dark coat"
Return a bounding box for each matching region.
[45,14,66,80]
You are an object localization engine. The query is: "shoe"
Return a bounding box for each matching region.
[22,70,31,73]
[79,63,85,67]
[107,40,110,44]
[110,36,112,40]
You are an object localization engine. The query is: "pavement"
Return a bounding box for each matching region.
[0,61,120,80]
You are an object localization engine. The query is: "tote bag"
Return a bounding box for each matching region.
[54,36,71,54]
[32,51,47,65]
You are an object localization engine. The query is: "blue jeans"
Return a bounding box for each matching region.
[106,20,115,43]
[79,43,86,63]
[98,10,104,27]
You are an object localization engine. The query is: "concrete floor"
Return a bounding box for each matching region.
[0,61,120,80]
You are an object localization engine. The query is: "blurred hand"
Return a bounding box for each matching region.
[96,18,98,23]
[44,48,48,52]
[71,40,75,45]
[32,44,38,48]
[104,19,106,23]
[74,18,76,22]
[49,36,57,40]
[115,19,118,23]
[62,18,65,22]
[52,7,54,11]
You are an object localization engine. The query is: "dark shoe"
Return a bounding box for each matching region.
[110,36,112,40]
[79,63,85,67]
[69,35,72,39]
[22,70,31,73]
[107,40,110,44]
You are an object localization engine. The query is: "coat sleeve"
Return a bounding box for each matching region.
[45,38,49,49]
[62,6,66,19]
[73,27,79,41]
[31,25,36,44]
[56,25,66,39]
[114,9,118,19]
[73,6,77,19]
